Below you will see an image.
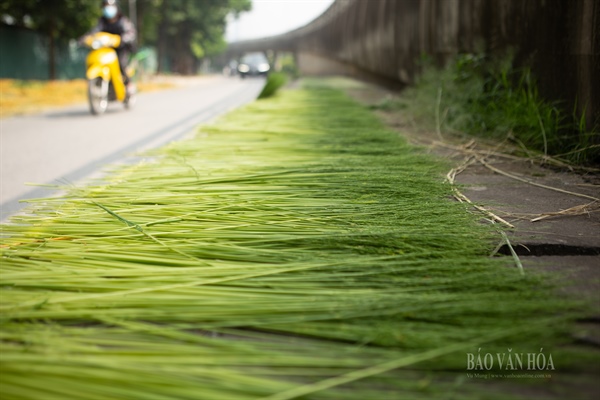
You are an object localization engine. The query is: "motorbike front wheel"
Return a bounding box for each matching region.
[88,78,109,115]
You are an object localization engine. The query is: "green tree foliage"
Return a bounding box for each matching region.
[0,0,99,79]
[1,0,251,77]
[129,0,251,75]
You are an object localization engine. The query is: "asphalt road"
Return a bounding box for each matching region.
[0,75,265,218]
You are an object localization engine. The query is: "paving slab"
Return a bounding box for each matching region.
[457,160,599,250]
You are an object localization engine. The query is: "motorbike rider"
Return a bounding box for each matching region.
[85,0,137,92]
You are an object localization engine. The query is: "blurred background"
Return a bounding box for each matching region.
[0,0,333,79]
[0,0,597,166]
[1,0,596,129]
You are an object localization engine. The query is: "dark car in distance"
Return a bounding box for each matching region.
[237,52,270,78]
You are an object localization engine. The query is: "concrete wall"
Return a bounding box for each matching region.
[0,24,86,80]
[301,0,598,126]
[227,0,599,129]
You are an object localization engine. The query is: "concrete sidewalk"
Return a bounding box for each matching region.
[455,153,599,347]
[456,156,598,286]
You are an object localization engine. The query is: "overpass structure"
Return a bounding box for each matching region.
[225,0,598,129]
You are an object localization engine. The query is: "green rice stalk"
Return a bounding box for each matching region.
[0,78,593,399]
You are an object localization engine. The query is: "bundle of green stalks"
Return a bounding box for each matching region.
[1,80,595,399]
[258,72,288,99]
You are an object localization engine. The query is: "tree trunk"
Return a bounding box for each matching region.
[171,24,196,75]
[48,19,56,80]
[136,0,143,46]
[156,0,169,73]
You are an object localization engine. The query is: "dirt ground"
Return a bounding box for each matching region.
[0,76,182,119]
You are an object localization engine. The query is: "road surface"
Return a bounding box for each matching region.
[0,76,265,218]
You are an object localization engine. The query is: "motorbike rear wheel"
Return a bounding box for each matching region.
[88,77,109,115]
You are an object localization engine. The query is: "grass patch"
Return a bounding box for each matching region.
[0,80,594,399]
[373,54,599,166]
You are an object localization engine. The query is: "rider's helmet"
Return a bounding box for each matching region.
[102,0,119,19]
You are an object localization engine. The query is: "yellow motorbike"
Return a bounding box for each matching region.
[82,32,135,115]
